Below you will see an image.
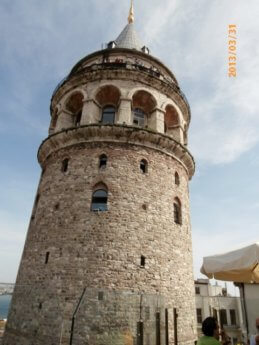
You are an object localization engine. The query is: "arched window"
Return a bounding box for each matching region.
[75,110,82,127]
[173,198,182,225]
[133,108,145,127]
[164,105,179,134]
[61,158,69,173]
[99,154,107,169]
[101,106,115,124]
[65,92,84,127]
[175,172,180,186]
[140,159,148,173]
[164,122,168,134]
[91,189,108,211]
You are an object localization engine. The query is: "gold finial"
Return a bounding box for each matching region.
[128,0,134,24]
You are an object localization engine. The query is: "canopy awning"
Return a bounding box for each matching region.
[200,242,259,283]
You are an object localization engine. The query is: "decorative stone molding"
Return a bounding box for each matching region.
[38,124,195,179]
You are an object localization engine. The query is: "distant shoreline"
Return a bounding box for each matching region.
[0,293,12,296]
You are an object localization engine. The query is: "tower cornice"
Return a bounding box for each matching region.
[38,124,195,179]
[68,48,178,85]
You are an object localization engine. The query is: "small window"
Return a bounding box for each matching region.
[98,291,104,301]
[91,189,108,211]
[101,106,115,124]
[75,110,82,126]
[173,198,182,225]
[99,154,107,169]
[195,286,200,295]
[140,255,145,268]
[140,159,148,173]
[230,309,236,325]
[137,321,144,345]
[54,203,60,211]
[213,308,218,321]
[165,309,169,345]
[219,309,227,326]
[156,312,161,345]
[196,308,202,324]
[133,108,145,127]
[175,172,180,186]
[45,252,50,264]
[61,158,69,173]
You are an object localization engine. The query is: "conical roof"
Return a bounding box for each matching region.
[115,23,143,50]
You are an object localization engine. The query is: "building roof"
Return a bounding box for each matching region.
[115,23,143,51]
[114,0,144,51]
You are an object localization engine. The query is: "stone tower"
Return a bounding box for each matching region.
[3,3,196,345]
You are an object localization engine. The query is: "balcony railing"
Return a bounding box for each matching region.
[51,61,190,114]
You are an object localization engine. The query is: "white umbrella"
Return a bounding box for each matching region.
[200,242,259,283]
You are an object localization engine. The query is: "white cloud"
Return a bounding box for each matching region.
[137,0,259,165]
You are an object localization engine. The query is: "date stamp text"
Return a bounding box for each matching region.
[228,25,237,77]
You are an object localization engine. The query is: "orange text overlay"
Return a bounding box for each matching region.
[228,25,237,77]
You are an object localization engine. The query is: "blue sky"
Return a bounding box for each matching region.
[0,0,259,294]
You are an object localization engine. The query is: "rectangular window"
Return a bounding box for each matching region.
[195,287,200,295]
[137,321,144,345]
[165,309,169,345]
[98,291,104,301]
[156,312,161,345]
[196,308,202,324]
[230,309,236,325]
[220,309,227,326]
[173,308,178,345]
[45,251,50,264]
[140,255,145,268]
[133,109,145,127]
[213,308,218,321]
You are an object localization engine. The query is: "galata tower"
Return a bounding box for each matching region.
[3,2,196,345]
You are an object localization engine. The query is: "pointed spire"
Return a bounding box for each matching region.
[128,0,134,24]
[113,0,149,52]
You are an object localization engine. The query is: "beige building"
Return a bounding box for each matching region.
[195,279,245,344]
[236,283,259,341]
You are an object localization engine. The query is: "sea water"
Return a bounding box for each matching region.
[0,295,12,319]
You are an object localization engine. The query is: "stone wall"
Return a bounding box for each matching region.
[3,140,196,345]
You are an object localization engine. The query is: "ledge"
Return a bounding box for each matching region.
[38,124,195,179]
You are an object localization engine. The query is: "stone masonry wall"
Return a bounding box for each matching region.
[3,140,196,345]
